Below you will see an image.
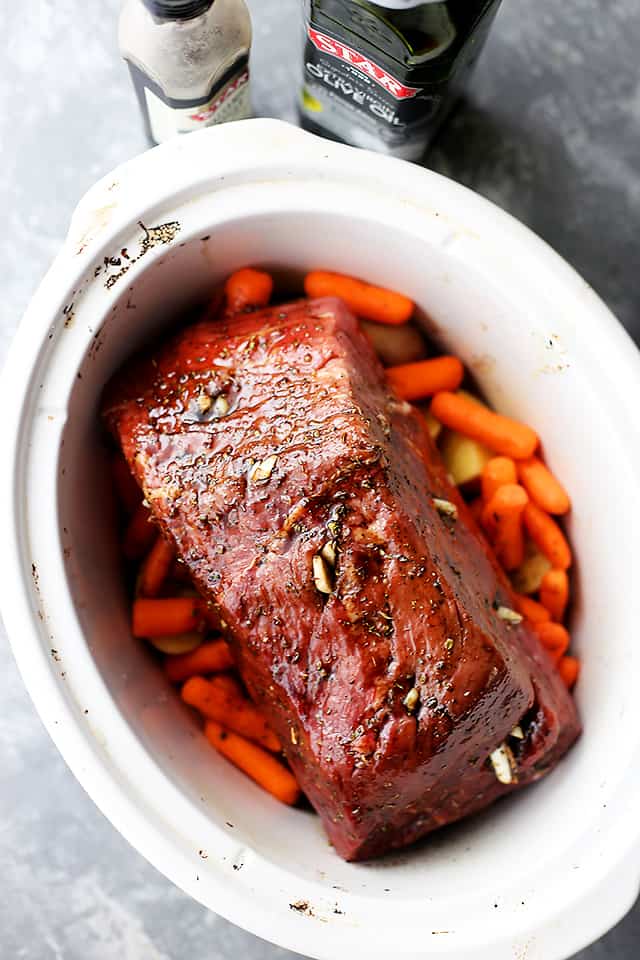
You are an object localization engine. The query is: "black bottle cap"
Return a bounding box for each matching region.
[143,0,213,20]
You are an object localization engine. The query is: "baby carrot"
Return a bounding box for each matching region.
[513,592,551,625]
[225,268,273,313]
[431,392,538,460]
[533,622,570,665]
[481,457,517,504]
[123,503,156,560]
[558,655,580,689]
[517,456,571,515]
[482,484,529,571]
[138,536,175,597]
[207,673,244,698]
[523,502,572,571]
[304,270,413,326]
[204,720,300,806]
[539,569,570,622]
[132,597,202,638]
[386,356,464,402]
[164,639,234,685]
[111,454,141,514]
[183,676,280,752]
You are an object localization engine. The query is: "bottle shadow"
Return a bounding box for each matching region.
[424,96,638,344]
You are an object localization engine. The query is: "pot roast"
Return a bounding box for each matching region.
[103,295,580,861]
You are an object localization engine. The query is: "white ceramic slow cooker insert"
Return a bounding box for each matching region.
[3,119,640,960]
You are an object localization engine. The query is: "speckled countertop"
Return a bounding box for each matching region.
[1,2,638,958]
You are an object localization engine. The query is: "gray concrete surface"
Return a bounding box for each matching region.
[1,1,639,957]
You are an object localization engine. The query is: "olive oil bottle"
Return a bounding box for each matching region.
[300,0,502,160]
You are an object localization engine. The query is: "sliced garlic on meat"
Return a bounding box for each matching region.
[312,554,334,595]
[213,394,230,417]
[388,399,413,416]
[197,393,213,414]
[433,498,458,520]
[496,605,523,624]
[321,541,337,567]
[510,725,525,740]
[403,688,420,713]
[489,743,517,784]
[249,454,278,483]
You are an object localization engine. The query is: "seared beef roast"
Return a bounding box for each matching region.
[103,296,580,861]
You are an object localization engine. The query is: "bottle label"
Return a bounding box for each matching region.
[301,1,501,159]
[302,23,439,159]
[308,28,419,100]
[145,66,251,144]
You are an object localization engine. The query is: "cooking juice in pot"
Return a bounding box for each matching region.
[299,0,503,160]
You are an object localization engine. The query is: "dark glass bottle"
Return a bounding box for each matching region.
[300,0,502,160]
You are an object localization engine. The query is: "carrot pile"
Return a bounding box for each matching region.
[126,529,298,801]
[450,436,575,685]
[110,265,580,811]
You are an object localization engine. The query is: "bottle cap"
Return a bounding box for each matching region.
[143,0,212,20]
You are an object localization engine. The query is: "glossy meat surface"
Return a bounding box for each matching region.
[103,297,580,860]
